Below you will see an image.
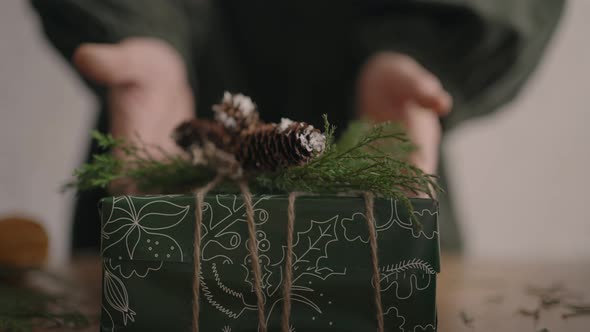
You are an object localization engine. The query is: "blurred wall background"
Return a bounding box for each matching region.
[0,0,588,266]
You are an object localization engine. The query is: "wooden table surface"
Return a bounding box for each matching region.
[437,256,590,332]
[27,255,590,332]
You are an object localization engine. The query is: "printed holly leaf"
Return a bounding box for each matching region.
[284,216,344,281]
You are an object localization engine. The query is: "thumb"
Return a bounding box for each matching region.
[73,43,137,85]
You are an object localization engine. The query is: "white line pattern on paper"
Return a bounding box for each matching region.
[201,194,271,264]
[392,200,438,240]
[378,259,434,299]
[412,324,436,331]
[380,259,436,275]
[101,304,115,332]
[201,196,347,327]
[341,212,372,243]
[341,198,438,244]
[103,260,136,326]
[384,306,406,331]
[110,259,164,279]
[102,196,189,263]
[212,263,244,299]
[100,195,436,330]
[201,273,257,319]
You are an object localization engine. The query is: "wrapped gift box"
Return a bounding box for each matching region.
[99,194,440,332]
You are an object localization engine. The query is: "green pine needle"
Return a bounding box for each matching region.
[67,117,439,208]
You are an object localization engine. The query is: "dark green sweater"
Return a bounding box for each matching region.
[30,0,564,252]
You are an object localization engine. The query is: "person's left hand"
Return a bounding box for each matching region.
[357,52,452,176]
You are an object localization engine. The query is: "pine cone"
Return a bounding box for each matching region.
[174,94,326,174]
[172,119,231,152]
[235,119,326,171]
[213,92,261,132]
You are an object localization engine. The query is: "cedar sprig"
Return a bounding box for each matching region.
[66,132,215,194]
[258,116,437,197]
[254,117,438,229]
[68,117,439,205]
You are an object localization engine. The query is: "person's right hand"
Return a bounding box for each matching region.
[358,53,452,176]
[74,37,195,161]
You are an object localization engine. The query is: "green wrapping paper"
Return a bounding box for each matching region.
[99,194,440,332]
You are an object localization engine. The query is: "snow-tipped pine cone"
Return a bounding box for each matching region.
[173,91,326,174]
[212,92,260,133]
[235,119,325,171]
[172,119,231,152]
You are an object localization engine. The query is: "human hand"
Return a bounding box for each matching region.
[74,37,194,159]
[73,38,194,192]
[357,52,452,176]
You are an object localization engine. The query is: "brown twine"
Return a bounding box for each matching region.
[281,192,300,332]
[364,192,384,332]
[191,181,383,332]
[238,181,267,332]
[192,177,222,332]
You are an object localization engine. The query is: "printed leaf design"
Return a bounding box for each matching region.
[201,194,271,264]
[289,216,343,281]
[97,194,437,330]
[199,195,275,322]
[261,215,347,321]
[103,260,136,326]
[102,196,189,263]
[201,270,257,319]
[242,254,272,295]
[378,259,434,299]
[380,259,436,276]
[241,229,278,294]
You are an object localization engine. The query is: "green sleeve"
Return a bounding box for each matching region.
[354,0,565,131]
[30,0,198,85]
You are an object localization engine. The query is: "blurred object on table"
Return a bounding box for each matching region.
[0,216,48,271]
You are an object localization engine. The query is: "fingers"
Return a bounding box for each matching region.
[74,38,189,90]
[387,56,452,116]
[358,52,454,121]
[73,43,135,85]
[409,73,453,116]
[405,104,441,175]
[357,53,446,179]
